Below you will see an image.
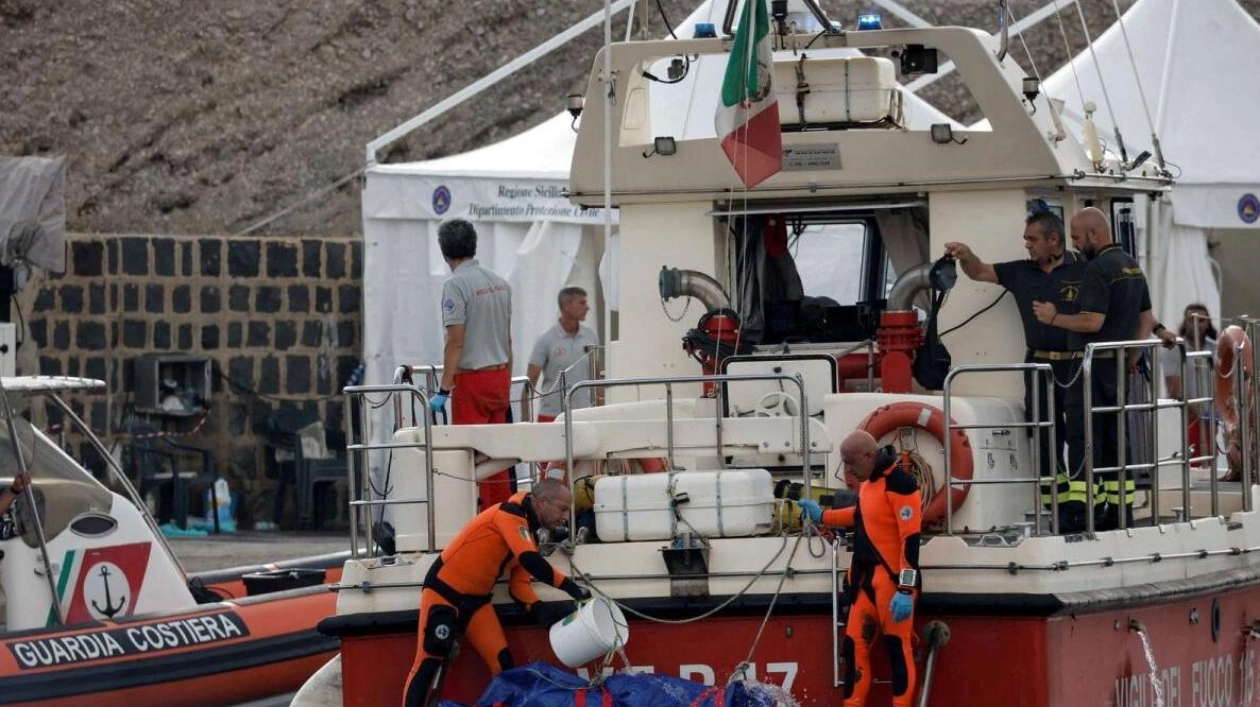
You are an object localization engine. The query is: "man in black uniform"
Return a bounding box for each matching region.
[1033,207,1176,531]
[946,210,1087,530]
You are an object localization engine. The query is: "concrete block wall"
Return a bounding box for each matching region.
[12,232,362,527]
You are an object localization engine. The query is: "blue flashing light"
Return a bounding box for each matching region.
[857,13,882,30]
[694,22,717,38]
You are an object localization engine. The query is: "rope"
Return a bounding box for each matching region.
[1072,0,1127,163]
[1007,3,1044,87]
[730,532,805,682]
[232,168,365,238]
[572,531,793,625]
[1051,0,1088,109]
[1108,0,1160,164]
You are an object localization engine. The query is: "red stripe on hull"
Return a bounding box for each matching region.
[23,652,335,707]
[342,581,1260,706]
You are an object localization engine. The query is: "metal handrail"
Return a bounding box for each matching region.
[561,372,812,541]
[344,382,435,558]
[722,0,835,37]
[1080,339,1196,532]
[942,363,1055,536]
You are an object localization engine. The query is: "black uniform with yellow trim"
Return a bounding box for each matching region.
[403,491,586,707]
[819,446,923,707]
[993,253,1085,510]
[1066,242,1152,529]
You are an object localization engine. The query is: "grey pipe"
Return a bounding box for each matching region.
[659,267,731,311]
[888,261,932,311]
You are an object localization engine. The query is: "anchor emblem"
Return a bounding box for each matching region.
[90,564,127,618]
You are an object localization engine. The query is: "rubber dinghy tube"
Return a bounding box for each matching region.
[858,402,974,526]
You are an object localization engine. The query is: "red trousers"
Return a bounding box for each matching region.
[844,569,916,707]
[452,368,512,509]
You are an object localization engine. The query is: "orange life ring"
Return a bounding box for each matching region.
[858,402,973,526]
[1215,325,1254,430]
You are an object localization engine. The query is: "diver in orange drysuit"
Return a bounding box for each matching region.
[402,478,590,706]
[799,430,923,707]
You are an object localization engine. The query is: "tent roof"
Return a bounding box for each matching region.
[371,112,575,181]
[1043,0,1260,187]
[377,0,955,179]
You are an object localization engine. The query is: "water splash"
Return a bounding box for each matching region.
[1132,626,1165,707]
[741,677,800,707]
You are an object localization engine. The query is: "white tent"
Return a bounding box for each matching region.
[1037,0,1260,326]
[362,112,608,402]
[361,0,958,401]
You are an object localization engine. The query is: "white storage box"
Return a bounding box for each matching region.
[774,56,901,127]
[593,469,775,542]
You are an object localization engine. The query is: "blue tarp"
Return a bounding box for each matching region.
[441,662,782,707]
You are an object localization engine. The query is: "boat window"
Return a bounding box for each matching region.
[1111,198,1137,257]
[791,222,869,305]
[0,411,114,547]
[731,208,918,347]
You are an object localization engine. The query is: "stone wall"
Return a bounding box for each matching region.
[12,232,362,527]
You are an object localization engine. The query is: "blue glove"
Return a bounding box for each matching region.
[890,590,914,623]
[797,498,823,523]
[429,391,449,414]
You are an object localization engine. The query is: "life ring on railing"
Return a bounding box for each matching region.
[1214,325,1254,430]
[858,402,973,527]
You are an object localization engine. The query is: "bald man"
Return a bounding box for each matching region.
[798,431,922,707]
[1032,207,1175,531]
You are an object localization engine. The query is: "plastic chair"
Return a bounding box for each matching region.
[127,423,219,532]
[296,427,349,530]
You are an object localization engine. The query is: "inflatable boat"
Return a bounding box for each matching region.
[0,376,343,706]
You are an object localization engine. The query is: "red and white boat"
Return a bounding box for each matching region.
[0,376,345,706]
[302,1,1260,705]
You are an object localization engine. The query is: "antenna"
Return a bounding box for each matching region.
[1073,0,1128,165]
[1108,0,1166,171]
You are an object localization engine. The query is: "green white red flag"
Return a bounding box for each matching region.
[715,0,782,189]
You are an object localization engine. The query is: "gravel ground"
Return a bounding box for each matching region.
[8,0,1256,238]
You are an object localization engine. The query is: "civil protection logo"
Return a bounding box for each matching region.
[899,505,913,521]
[433,185,452,215]
[1238,193,1259,224]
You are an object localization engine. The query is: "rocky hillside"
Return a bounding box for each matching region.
[3,0,1257,237]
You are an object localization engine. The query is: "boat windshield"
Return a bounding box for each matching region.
[1,401,114,547]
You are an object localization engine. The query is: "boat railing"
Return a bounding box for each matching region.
[344,382,437,558]
[1081,338,1212,532]
[561,371,812,541]
[389,364,537,429]
[942,363,1057,535]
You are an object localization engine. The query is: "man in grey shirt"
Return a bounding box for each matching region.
[429,219,513,508]
[527,287,600,423]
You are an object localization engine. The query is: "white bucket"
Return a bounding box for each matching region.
[547,597,630,668]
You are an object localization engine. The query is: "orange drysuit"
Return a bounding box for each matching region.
[402,491,584,706]
[820,446,923,707]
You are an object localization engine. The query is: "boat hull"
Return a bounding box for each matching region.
[1,585,338,706]
[328,577,1260,707]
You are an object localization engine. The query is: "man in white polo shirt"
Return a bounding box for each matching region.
[429,218,513,509]
[527,287,599,424]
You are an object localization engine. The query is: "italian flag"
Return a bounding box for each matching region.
[716,0,782,189]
